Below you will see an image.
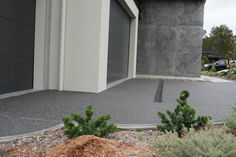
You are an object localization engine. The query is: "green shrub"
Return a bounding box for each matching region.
[210,63,216,72]
[223,104,236,133]
[206,71,219,76]
[136,132,146,141]
[157,90,211,137]
[150,128,236,157]
[219,70,229,77]
[226,68,236,80]
[230,74,236,80]
[201,71,219,77]
[201,56,209,71]
[63,105,117,138]
[202,56,209,64]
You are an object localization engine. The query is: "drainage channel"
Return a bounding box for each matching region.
[154,80,164,103]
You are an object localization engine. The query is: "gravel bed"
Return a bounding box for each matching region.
[0,128,162,157]
[0,124,234,157]
[106,129,163,147]
[0,129,68,156]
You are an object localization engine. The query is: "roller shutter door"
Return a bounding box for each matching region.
[107,0,131,84]
[0,0,36,94]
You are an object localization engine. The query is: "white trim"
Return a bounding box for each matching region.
[59,0,67,91]
[34,0,47,90]
[97,0,111,92]
[128,16,139,78]
[118,0,139,18]
[0,89,41,100]
[121,0,139,79]
[43,0,52,89]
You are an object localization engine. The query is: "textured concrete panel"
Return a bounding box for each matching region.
[150,27,177,75]
[137,0,205,77]
[176,0,204,26]
[138,0,153,25]
[175,26,203,77]
[176,27,203,54]
[136,25,153,73]
[152,0,177,27]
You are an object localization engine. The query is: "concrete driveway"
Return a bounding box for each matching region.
[0,79,236,137]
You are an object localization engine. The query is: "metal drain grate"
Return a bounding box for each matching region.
[154,80,164,103]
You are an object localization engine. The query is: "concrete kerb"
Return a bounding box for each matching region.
[136,75,207,82]
[200,75,233,83]
[0,122,224,144]
[0,124,157,144]
[136,74,234,83]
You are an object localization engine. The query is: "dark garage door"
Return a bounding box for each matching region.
[0,0,36,94]
[107,0,131,84]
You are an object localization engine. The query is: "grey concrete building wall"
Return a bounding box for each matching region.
[136,0,205,77]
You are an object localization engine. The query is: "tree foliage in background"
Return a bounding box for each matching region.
[233,35,236,59]
[157,90,211,138]
[203,25,236,59]
[201,56,209,71]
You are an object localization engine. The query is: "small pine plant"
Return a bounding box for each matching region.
[210,63,216,72]
[63,105,117,138]
[223,104,236,133]
[157,90,211,137]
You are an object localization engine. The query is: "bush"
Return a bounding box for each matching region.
[201,56,209,71]
[223,104,236,133]
[150,128,236,157]
[210,63,216,72]
[63,105,117,138]
[206,71,219,77]
[230,74,236,80]
[157,90,211,137]
[202,56,209,64]
[219,70,229,77]
[226,68,236,80]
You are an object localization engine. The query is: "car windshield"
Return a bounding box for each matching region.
[216,60,226,65]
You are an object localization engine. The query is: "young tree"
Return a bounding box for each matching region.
[233,35,236,59]
[157,90,211,138]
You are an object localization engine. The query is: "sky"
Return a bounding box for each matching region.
[204,0,236,35]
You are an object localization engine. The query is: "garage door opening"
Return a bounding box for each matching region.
[107,0,131,84]
[0,0,36,94]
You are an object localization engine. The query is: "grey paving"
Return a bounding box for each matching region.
[0,79,236,137]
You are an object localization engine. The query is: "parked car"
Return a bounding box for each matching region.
[232,60,236,68]
[203,59,229,71]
